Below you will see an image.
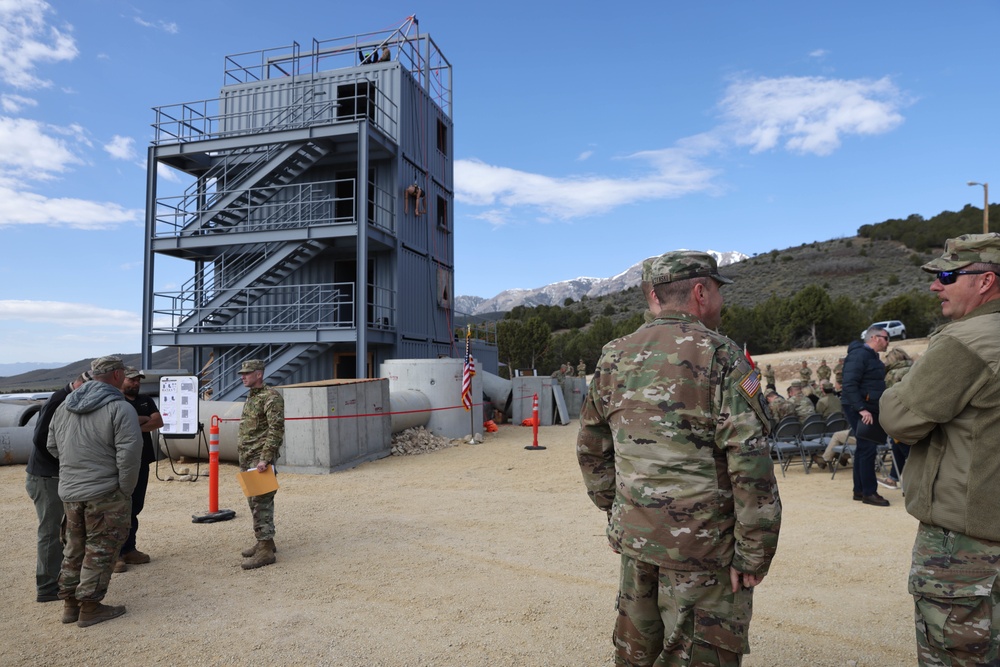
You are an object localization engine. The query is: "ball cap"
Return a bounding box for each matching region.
[922,233,1000,272]
[91,356,125,375]
[238,359,265,374]
[648,251,733,286]
[124,366,145,379]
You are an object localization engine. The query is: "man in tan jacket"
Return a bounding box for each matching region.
[880,233,1000,667]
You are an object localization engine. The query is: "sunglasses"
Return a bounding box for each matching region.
[935,270,992,285]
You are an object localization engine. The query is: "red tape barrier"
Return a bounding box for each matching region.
[216,402,483,422]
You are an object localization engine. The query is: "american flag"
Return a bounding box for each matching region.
[462,325,475,411]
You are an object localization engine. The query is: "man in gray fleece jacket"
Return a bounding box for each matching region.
[47,355,142,628]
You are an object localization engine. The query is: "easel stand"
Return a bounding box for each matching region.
[155,423,206,482]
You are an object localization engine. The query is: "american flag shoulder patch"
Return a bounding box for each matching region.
[739,368,761,397]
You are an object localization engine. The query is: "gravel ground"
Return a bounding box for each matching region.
[5,414,919,667]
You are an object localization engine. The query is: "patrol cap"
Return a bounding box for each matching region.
[648,251,733,286]
[822,381,834,391]
[91,355,125,375]
[789,380,802,388]
[640,259,654,282]
[922,233,1000,272]
[238,359,265,374]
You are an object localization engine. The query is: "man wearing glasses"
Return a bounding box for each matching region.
[841,325,890,505]
[881,233,1000,666]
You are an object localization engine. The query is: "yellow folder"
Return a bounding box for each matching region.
[237,465,279,497]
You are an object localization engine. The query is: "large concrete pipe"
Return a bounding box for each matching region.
[388,389,432,432]
[0,425,35,465]
[0,401,42,427]
[479,370,512,416]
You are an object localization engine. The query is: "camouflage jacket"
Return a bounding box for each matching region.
[833,362,844,384]
[798,367,812,382]
[884,359,913,388]
[789,394,816,422]
[815,394,841,418]
[769,396,795,421]
[577,311,781,576]
[238,386,285,466]
[816,364,831,381]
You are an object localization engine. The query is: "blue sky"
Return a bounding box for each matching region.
[0,0,997,365]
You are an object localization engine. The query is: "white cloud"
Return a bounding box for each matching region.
[0,183,141,228]
[104,135,136,161]
[577,150,594,161]
[456,146,717,222]
[134,16,179,34]
[0,0,78,89]
[0,115,82,177]
[809,49,829,58]
[0,300,138,328]
[1,93,38,113]
[719,75,906,156]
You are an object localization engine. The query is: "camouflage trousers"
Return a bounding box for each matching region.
[909,523,1000,667]
[247,490,276,541]
[614,554,751,667]
[59,489,131,602]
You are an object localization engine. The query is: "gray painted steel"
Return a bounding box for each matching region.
[141,24,477,399]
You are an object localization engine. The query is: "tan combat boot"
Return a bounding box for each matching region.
[61,598,81,624]
[77,600,126,627]
[241,540,278,558]
[241,539,276,570]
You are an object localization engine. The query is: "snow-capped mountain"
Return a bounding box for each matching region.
[457,250,748,315]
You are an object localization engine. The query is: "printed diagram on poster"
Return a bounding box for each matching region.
[159,376,200,438]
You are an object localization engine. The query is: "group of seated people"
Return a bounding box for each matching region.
[765,379,851,470]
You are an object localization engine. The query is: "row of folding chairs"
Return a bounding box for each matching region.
[769,412,849,477]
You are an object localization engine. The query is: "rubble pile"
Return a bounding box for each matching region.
[390,427,457,456]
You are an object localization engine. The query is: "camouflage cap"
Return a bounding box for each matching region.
[922,233,1000,272]
[238,359,265,374]
[124,366,145,379]
[640,259,654,283]
[822,381,834,391]
[789,380,802,388]
[648,251,733,286]
[91,355,125,375]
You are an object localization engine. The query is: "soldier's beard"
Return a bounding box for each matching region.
[123,386,139,399]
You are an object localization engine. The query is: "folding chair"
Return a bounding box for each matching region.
[769,416,803,477]
[799,414,827,472]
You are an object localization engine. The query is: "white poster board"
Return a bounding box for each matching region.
[159,376,200,438]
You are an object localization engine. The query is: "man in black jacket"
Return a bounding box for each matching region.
[25,371,89,602]
[841,326,890,506]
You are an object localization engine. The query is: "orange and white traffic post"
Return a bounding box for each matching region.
[524,393,546,451]
[192,415,236,523]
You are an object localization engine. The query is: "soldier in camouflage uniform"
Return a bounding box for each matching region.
[833,357,845,388]
[763,364,775,390]
[577,251,781,667]
[237,359,285,570]
[765,390,795,422]
[577,359,587,379]
[46,356,142,627]
[798,360,812,385]
[786,381,817,423]
[880,234,1000,666]
[816,359,831,383]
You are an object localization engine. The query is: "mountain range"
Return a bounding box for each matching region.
[455,250,748,315]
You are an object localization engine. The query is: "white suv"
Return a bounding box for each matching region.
[861,320,906,340]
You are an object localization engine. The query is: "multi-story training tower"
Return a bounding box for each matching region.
[141,17,455,401]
